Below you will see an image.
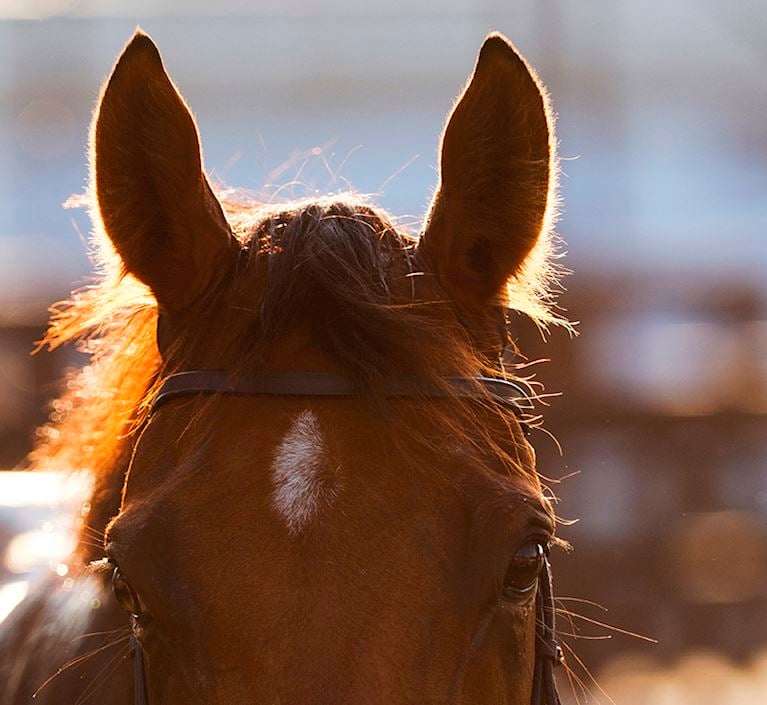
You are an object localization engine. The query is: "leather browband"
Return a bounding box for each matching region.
[150,371,535,416]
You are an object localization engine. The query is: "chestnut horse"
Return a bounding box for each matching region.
[0,30,568,704]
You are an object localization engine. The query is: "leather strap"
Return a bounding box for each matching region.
[130,632,149,705]
[151,371,536,416]
[531,558,564,705]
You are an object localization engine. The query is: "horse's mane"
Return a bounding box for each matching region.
[30,191,564,563]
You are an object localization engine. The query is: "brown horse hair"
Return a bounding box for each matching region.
[30,189,566,565]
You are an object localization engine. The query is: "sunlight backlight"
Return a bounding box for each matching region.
[592,649,767,705]
[0,581,28,624]
[4,530,73,574]
[0,472,90,581]
[0,471,90,508]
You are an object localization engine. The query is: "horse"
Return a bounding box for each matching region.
[0,29,569,705]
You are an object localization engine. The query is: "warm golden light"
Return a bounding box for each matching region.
[598,650,767,705]
[670,511,767,604]
[0,582,28,624]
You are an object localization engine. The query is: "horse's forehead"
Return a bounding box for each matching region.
[270,409,340,535]
[124,398,539,548]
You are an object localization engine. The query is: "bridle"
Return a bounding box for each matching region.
[120,370,563,705]
[124,371,563,704]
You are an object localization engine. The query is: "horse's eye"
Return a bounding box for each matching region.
[503,541,546,597]
[112,565,142,617]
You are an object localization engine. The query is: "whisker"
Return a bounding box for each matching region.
[54,518,105,540]
[560,639,617,705]
[75,538,105,550]
[555,608,658,643]
[537,615,607,641]
[70,626,131,643]
[73,645,131,705]
[79,523,106,539]
[565,665,594,703]
[557,631,612,640]
[562,665,583,705]
[560,655,589,705]
[557,605,580,640]
[32,634,131,698]
[556,596,609,612]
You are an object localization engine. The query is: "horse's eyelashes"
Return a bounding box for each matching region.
[86,556,113,574]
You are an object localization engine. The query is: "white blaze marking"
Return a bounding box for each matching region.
[271,410,337,534]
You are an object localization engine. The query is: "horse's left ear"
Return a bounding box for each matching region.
[418,33,554,316]
[92,30,234,312]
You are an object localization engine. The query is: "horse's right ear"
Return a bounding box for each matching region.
[417,34,554,326]
[92,30,235,312]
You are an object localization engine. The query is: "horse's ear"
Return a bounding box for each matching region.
[418,33,554,315]
[92,30,234,311]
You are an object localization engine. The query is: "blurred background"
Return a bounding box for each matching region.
[0,1,765,702]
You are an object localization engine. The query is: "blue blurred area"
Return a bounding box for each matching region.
[0,2,765,316]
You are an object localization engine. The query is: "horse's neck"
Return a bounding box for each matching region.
[0,572,132,704]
